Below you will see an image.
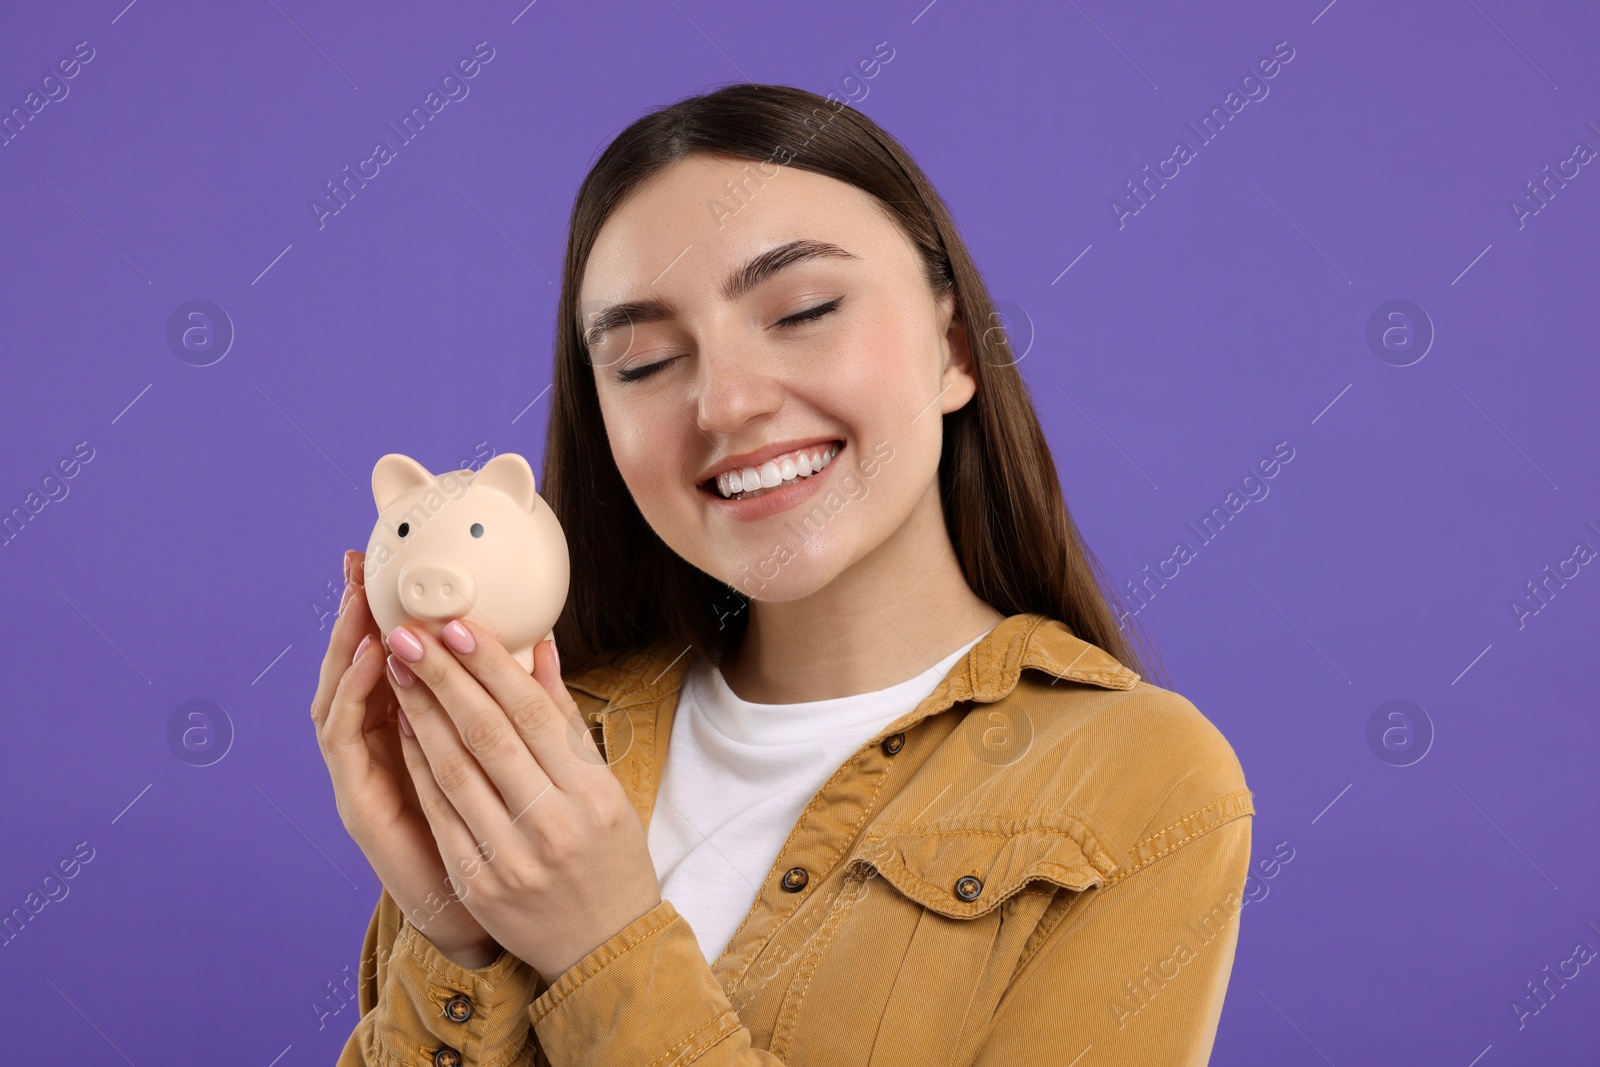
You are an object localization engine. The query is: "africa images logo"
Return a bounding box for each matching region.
[308,42,496,230]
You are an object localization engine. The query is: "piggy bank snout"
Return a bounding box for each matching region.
[396,559,477,620]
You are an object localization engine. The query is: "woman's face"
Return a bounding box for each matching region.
[579,151,975,602]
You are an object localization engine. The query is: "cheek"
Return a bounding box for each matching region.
[608,420,658,484]
[841,317,925,390]
[801,320,945,504]
[596,391,691,516]
[803,324,925,435]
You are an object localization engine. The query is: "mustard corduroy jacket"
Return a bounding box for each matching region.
[335,613,1255,1066]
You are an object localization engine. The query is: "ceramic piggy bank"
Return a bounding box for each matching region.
[363,452,569,673]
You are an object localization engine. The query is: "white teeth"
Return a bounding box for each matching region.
[711,443,842,499]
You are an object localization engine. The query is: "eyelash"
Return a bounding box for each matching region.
[615,298,844,384]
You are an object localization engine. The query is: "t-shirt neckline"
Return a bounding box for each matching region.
[685,629,991,747]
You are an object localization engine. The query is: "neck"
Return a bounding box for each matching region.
[718,479,1006,703]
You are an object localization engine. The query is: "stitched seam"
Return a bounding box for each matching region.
[951,909,1005,1047]
[1124,788,1254,865]
[392,923,538,1063]
[1103,789,1255,888]
[365,1026,407,1067]
[721,730,898,989]
[697,1020,752,1061]
[863,819,1120,873]
[1126,787,1254,854]
[646,1011,740,1067]
[769,867,874,1056]
[871,852,1101,919]
[1112,806,1247,887]
[640,696,656,799]
[869,826,1097,840]
[474,998,537,1066]
[857,877,924,1064]
[1012,876,1105,975]
[530,903,678,1025]
[974,615,1043,700]
[575,639,686,710]
[398,920,518,995]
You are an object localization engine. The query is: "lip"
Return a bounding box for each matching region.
[696,436,844,487]
[699,440,846,521]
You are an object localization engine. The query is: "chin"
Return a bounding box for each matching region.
[712,541,847,603]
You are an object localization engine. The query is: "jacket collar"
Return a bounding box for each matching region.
[563,612,1140,715]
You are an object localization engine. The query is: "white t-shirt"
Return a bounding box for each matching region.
[647,632,989,966]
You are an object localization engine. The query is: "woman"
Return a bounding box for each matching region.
[313,83,1253,1066]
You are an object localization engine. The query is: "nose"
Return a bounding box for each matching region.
[694,346,784,434]
[396,560,477,621]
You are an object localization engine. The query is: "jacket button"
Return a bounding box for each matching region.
[431,1048,461,1067]
[955,875,983,901]
[881,733,905,755]
[780,866,809,892]
[443,993,473,1023]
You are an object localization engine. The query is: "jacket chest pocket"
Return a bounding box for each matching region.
[771,823,1112,1067]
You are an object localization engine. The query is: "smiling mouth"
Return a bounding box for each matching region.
[706,442,842,501]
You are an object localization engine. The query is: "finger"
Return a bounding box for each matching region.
[393,623,561,809]
[387,650,523,853]
[532,637,586,734]
[392,723,483,908]
[436,620,596,793]
[312,550,373,731]
[394,700,496,906]
[318,630,389,793]
[532,637,605,767]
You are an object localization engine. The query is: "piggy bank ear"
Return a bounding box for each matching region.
[472,453,537,512]
[372,454,436,511]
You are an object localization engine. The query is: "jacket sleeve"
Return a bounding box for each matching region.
[969,799,1254,1067]
[527,897,789,1065]
[335,885,550,1067]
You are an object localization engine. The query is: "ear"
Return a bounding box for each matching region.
[936,290,977,416]
[372,454,435,511]
[472,453,538,513]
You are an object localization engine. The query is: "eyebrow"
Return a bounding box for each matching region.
[581,238,860,350]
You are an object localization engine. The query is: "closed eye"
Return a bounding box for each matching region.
[615,298,844,383]
[616,357,678,383]
[777,297,843,329]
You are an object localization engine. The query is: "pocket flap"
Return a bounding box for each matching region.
[849,817,1116,920]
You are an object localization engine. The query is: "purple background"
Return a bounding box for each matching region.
[2,1,1597,1063]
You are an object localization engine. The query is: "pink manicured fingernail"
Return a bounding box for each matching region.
[549,638,560,675]
[442,620,475,655]
[389,625,424,662]
[353,634,372,665]
[388,654,416,688]
[397,706,415,737]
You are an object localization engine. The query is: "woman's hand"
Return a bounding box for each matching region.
[310,550,500,966]
[381,615,663,985]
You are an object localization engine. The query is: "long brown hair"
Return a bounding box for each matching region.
[543,82,1164,686]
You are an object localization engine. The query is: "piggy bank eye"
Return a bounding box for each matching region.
[397,522,411,538]
[470,523,484,538]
